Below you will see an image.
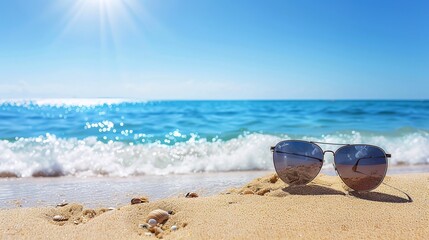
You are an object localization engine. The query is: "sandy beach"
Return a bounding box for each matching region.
[1,172,427,239]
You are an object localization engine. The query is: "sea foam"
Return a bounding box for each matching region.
[0,132,428,178]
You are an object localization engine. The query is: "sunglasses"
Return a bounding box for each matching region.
[270,140,391,192]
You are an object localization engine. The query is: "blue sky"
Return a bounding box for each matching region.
[0,0,428,99]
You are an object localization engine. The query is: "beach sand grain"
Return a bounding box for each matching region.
[0,173,427,239]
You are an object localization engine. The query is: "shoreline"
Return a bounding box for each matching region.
[1,172,428,239]
[2,165,429,209]
[1,165,429,209]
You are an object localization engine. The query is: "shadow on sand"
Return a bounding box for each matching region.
[282,184,346,196]
[349,191,413,203]
[282,183,413,203]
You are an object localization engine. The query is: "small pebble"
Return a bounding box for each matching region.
[269,174,279,183]
[139,223,149,229]
[83,209,96,218]
[56,201,68,207]
[171,225,178,231]
[256,188,271,196]
[154,227,163,235]
[53,215,68,222]
[185,192,198,198]
[148,218,157,227]
[144,232,152,236]
[107,207,115,211]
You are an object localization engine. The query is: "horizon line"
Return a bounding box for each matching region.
[1,98,428,102]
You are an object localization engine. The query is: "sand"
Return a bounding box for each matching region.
[0,173,428,239]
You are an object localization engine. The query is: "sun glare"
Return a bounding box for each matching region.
[56,0,145,47]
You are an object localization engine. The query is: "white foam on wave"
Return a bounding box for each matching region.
[0,98,140,107]
[0,132,428,177]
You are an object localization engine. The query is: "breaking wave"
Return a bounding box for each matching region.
[1,132,428,178]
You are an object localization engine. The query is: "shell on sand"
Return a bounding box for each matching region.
[185,192,199,198]
[139,223,149,229]
[56,202,68,207]
[242,189,254,195]
[52,215,68,222]
[131,196,149,205]
[146,209,170,224]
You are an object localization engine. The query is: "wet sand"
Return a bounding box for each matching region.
[2,165,428,209]
[0,171,270,208]
[0,173,428,239]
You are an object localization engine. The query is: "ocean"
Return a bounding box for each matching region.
[1,99,428,207]
[0,99,428,178]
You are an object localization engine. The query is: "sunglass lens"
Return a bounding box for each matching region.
[335,145,387,191]
[273,141,324,186]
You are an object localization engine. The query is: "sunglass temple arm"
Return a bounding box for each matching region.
[352,154,392,172]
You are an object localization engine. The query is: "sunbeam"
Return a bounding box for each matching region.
[53,0,145,52]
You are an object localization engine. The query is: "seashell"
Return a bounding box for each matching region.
[256,188,271,196]
[53,215,68,222]
[56,201,68,207]
[242,189,254,195]
[269,174,279,183]
[146,209,170,224]
[171,225,178,231]
[144,232,152,236]
[148,218,157,227]
[131,196,149,205]
[107,207,115,211]
[73,220,79,225]
[139,223,149,229]
[185,192,198,198]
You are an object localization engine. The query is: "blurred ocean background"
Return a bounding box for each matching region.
[0,99,428,178]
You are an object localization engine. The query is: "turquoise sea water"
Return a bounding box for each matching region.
[0,99,428,177]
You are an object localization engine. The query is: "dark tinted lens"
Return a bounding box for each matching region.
[273,141,323,185]
[335,145,387,191]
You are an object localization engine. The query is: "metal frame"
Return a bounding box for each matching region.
[271,140,391,192]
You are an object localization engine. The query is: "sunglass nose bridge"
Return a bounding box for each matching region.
[323,150,335,156]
